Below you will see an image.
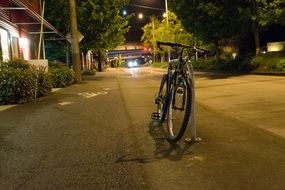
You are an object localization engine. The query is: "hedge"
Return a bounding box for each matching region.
[0,59,53,105]
[192,52,285,73]
[0,67,37,104]
[250,53,285,72]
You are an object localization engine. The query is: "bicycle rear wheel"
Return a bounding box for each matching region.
[167,73,192,142]
[156,74,168,123]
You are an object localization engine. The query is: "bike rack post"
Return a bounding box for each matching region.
[185,64,202,143]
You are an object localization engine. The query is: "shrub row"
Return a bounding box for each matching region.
[250,53,285,72]
[0,67,37,104]
[0,59,75,105]
[192,52,285,73]
[82,69,96,76]
[48,61,75,88]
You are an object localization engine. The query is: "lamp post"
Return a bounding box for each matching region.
[138,13,156,63]
[165,0,169,26]
[164,0,170,62]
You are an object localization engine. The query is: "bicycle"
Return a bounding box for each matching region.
[151,41,206,142]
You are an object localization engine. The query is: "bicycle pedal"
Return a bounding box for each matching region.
[151,112,160,120]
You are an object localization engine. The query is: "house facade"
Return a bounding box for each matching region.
[0,0,63,62]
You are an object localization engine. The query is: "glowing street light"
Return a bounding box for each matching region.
[138,13,156,63]
[122,9,127,16]
[138,13,144,19]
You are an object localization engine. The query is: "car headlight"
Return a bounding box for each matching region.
[128,61,134,67]
[133,61,138,67]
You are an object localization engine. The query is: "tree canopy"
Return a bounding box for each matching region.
[170,0,285,55]
[45,0,130,54]
[141,11,193,60]
[77,0,130,52]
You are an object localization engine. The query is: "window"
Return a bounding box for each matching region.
[0,28,10,61]
[11,37,19,58]
[19,37,30,60]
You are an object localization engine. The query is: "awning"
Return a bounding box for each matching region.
[0,0,65,38]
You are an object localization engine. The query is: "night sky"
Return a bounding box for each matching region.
[124,0,166,42]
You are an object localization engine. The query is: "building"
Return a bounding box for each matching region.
[108,42,151,60]
[0,0,64,62]
[267,41,285,52]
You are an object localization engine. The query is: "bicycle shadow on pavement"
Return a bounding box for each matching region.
[147,120,194,161]
[115,121,193,164]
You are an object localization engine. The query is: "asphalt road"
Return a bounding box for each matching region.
[1,67,285,189]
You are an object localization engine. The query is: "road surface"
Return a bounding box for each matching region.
[1,67,285,189]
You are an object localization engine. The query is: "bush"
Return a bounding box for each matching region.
[151,62,168,68]
[36,70,53,97]
[0,58,31,70]
[49,67,75,88]
[192,53,285,73]
[82,69,96,76]
[0,59,53,105]
[48,60,75,87]
[0,67,37,104]
[250,53,285,72]
[48,60,67,69]
[192,58,220,71]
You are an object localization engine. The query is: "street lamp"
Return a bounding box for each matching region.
[165,0,169,25]
[138,13,156,63]
[138,13,144,19]
[122,10,127,16]
[164,0,170,62]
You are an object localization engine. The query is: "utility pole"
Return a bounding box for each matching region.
[69,0,82,83]
[165,0,170,62]
[152,18,155,63]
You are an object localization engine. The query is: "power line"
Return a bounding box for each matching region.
[129,4,165,11]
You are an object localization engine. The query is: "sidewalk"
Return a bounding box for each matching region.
[0,68,285,189]
[112,68,285,189]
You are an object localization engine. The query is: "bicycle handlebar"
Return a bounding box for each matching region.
[157,41,209,54]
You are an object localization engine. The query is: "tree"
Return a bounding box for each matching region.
[171,0,285,56]
[45,0,70,63]
[45,0,130,71]
[141,16,160,62]
[69,0,82,83]
[77,0,130,71]
[243,0,285,55]
[141,11,193,62]
[45,0,69,32]
[170,0,248,59]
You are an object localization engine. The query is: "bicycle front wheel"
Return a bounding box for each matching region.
[157,74,168,123]
[167,74,192,142]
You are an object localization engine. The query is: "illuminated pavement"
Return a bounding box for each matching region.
[0,67,285,189]
[194,72,285,139]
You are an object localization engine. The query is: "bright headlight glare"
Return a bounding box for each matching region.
[128,61,133,67]
[133,61,138,66]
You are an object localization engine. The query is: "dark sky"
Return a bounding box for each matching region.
[124,0,166,42]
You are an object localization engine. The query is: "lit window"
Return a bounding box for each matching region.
[19,37,30,60]
[0,28,10,61]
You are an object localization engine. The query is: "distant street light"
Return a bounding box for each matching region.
[138,13,156,63]
[138,13,144,19]
[122,10,127,16]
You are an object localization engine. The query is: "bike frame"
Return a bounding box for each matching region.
[156,41,203,142]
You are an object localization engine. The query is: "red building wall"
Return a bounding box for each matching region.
[20,0,41,14]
